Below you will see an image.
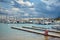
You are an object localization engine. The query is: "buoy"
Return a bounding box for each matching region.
[44,30,48,36]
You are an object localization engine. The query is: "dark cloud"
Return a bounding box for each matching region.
[35,0,60,18]
[0,0,9,3]
[0,0,5,2]
[0,0,60,18]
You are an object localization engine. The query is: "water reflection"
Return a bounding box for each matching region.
[44,36,49,40]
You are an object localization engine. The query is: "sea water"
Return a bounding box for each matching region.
[0,23,60,40]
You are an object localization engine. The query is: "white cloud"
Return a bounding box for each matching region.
[5,10,8,11]
[41,0,60,6]
[0,8,9,13]
[29,8,35,11]
[41,0,58,5]
[11,7,25,13]
[10,1,15,5]
[15,0,34,7]
[0,7,21,15]
[10,7,23,12]
[12,7,20,11]
[41,0,60,10]
[24,13,29,16]
[25,1,34,7]
[16,0,24,5]
[46,6,52,10]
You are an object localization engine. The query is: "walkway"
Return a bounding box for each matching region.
[11,27,60,38]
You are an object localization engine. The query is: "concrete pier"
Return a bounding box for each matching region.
[11,27,60,38]
[22,27,60,33]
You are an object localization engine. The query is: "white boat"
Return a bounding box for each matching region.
[52,25,60,30]
[44,21,52,25]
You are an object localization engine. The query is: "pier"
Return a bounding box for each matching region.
[22,26,60,33]
[11,27,60,38]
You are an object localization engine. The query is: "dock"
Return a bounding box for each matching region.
[11,27,60,38]
[22,27,60,33]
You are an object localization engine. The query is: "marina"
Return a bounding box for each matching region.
[0,0,60,40]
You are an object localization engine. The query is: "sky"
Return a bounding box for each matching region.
[0,0,60,18]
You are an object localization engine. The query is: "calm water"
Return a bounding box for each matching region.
[0,23,60,40]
